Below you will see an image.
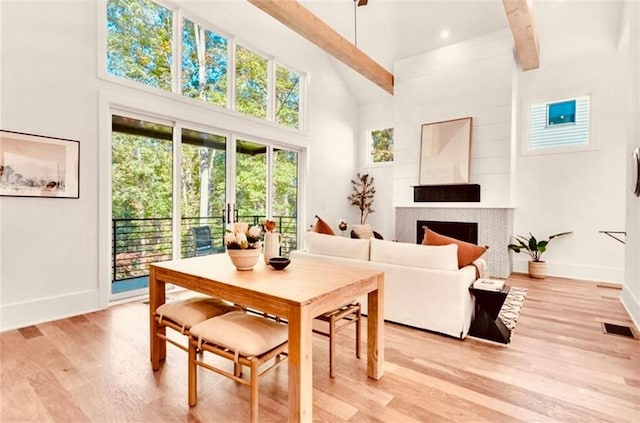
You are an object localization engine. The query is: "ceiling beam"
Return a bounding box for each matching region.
[502,0,540,71]
[247,0,394,95]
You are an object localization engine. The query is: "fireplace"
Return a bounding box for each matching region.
[396,207,514,278]
[416,220,478,245]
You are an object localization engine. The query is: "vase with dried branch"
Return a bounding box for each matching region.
[348,173,375,224]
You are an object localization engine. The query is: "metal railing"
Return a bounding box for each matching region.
[112,215,297,282]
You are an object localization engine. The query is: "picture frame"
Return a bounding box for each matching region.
[419,117,472,185]
[0,130,80,198]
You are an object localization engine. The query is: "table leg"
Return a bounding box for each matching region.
[287,304,312,422]
[367,274,385,380]
[149,267,166,370]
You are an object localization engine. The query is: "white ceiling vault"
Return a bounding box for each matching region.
[181,0,625,104]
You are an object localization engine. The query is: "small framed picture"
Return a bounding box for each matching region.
[0,130,80,198]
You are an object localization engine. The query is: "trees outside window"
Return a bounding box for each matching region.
[107,0,173,91]
[106,0,303,130]
[235,46,268,119]
[182,19,228,107]
[275,65,300,129]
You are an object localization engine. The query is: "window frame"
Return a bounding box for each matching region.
[98,0,307,132]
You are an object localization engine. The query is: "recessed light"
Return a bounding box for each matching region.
[440,29,450,39]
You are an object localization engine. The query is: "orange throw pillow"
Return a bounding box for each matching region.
[422,227,487,268]
[311,215,335,235]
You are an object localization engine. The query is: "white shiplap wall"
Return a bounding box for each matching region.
[392,29,516,208]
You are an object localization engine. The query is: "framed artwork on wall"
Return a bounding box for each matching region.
[0,130,80,198]
[419,117,472,185]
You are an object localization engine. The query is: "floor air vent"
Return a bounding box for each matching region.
[602,322,637,339]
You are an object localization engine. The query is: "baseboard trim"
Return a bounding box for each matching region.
[512,259,624,283]
[0,289,102,332]
[621,286,640,332]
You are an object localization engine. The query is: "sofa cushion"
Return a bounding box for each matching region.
[422,227,488,268]
[370,238,458,271]
[305,231,370,260]
[352,224,374,239]
[311,215,335,235]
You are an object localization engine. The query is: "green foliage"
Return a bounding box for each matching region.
[272,149,298,216]
[181,19,228,107]
[275,65,300,129]
[107,0,172,90]
[370,128,394,163]
[236,144,267,217]
[348,173,375,224]
[508,232,572,262]
[235,46,267,119]
[107,0,300,130]
[112,133,173,219]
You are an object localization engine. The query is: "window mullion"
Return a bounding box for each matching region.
[268,59,276,122]
[173,6,181,94]
[229,38,236,111]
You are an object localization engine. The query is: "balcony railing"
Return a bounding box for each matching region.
[112,215,297,283]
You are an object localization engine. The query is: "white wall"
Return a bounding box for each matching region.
[356,98,395,239]
[360,27,628,283]
[621,0,640,328]
[513,55,627,282]
[392,30,516,208]
[0,1,358,331]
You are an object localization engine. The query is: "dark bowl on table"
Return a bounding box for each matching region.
[269,257,291,270]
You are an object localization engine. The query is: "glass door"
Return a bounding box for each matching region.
[109,115,302,301]
[272,147,298,255]
[180,128,227,257]
[234,139,267,226]
[111,115,173,298]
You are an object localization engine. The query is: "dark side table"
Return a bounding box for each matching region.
[469,285,511,344]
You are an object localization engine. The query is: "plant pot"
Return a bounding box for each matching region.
[227,248,260,271]
[528,261,547,279]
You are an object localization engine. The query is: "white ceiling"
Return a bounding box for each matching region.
[182,0,625,104]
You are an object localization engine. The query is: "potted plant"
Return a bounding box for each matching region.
[508,231,572,279]
[347,173,375,224]
[224,222,263,270]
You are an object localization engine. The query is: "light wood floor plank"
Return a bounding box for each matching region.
[1,274,638,422]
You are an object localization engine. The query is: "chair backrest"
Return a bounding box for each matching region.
[192,226,213,255]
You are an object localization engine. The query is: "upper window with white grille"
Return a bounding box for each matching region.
[528,95,591,152]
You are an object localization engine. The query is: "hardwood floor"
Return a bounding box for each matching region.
[1,274,639,422]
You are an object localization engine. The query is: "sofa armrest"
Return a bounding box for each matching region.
[470,258,488,279]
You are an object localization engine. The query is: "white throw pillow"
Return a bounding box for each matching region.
[370,238,458,271]
[304,231,370,261]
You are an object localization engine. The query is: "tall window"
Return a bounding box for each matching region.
[182,19,228,107]
[105,0,304,130]
[275,65,300,129]
[235,46,268,119]
[528,95,591,151]
[369,128,394,163]
[106,0,173,91]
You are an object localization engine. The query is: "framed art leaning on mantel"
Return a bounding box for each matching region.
[419,117,472,185]
[0,130,80,198]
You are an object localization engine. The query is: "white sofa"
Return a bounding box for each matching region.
[290,232,487,339]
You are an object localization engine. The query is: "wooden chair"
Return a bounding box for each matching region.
[188,310,289,423]
[154,296,241,353]
[313,302,362,378]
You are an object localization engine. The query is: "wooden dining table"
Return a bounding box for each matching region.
[149,253,385,422]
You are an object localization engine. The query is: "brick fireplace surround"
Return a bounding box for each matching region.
[396,207,514,278]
